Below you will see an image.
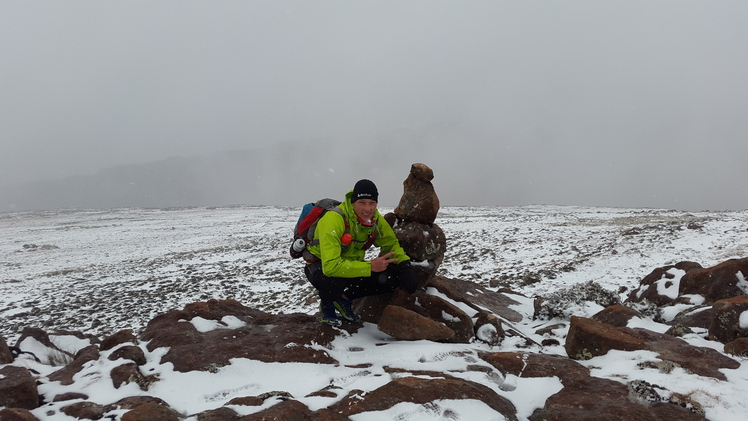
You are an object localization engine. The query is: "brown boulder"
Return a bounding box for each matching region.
[0,366,39,410]
[482,352,707,420]
[669,304,714,329]
[428,275,523,323]
[480,352,590,385]
[52,392,89,402]
[108,345,146,366]
[327,376,517,420]
[393,163,440,225]
[679,257,748,303]
[529,376,707,421]
[196,407,239,421]
[121,402,179,421]
[708,295,748,343]
[111,362,156,390]
[60,401,108,420]
[140,299,340,372]
[627,261,703,305]
[48,345,101,385]
[390,289,474,343]
[114,396,171,410]
[378,305,455,341]
[0,408,38,421]
[725,338,748,356]
[566,316,739,380]
[592,304,643,327]
[0,336,13,364]
[566,316,647,359]
[100,329,138,351]
[238,400,312,420]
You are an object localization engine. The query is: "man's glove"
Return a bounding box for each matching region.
[398,261,418,294]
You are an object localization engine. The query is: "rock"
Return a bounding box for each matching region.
[140,299,340,372]
[326,376,517,420]
[390,289,474,343]
[196,407,239,421]
[481,351,706,420]
[47,345,100,385]
[52,392,89,402]
[384,214,446,285]
[121,402,179,421]
[111,362,155,390]
[393,163,440,225]
[0,408,38,421]
[15,327,74,363]
[0,336,13,364]
[100,329,138,351]
[592,304,643,327]
[60,401,108,420]
[0,366,39,410]
[108,345,146,366]
[669,305,714,329]
[565,315,647,359]
[113,396,171,410]
[679,258,748,303]
[566,316,739,380]
[238,400,312,420]
[428,275,523,323]
[627,261,703,306]
[724,338,748,356]
[480,352,590,385]
[474,310,506,346]
[708,295,748,343]
[377,305,455,341]
[529,376,707,421]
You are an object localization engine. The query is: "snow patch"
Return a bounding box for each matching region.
[185,315,247,333]
[655,268,685,299]
[740,311,748,329]
[737,271,748,295]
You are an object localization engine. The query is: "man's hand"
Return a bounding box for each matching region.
[370,252,398,272]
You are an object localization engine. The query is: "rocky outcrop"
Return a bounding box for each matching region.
[326,376,518,420]
[566,315,739,380]
[627,258,748,306]
[481,352,707,420]
[626,261,704,306]
[377,304,456,341]
[0,366,39,410]
[140,299,341,371]
[0,408,38,421]
[708,295,748,343]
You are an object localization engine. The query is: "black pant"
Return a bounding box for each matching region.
[304,261,405,305]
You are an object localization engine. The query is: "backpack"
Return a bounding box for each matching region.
[290,198,377,261]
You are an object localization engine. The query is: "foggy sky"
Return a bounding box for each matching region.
[2,1,747,211]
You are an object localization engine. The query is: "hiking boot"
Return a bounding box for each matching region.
[333,299,362,323]
[319,304,342,327]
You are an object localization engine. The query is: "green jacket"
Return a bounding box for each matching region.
[307,191,410,278]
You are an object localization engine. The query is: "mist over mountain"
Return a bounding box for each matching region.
[0,139,424,212]
[2,132,746,213]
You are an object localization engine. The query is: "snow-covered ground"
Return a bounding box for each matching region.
[2,205,748,420]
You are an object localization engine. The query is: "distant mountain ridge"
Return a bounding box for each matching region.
[0,140,418,212]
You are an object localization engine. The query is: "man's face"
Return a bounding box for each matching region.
[352,199,377,224]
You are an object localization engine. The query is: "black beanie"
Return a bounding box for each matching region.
[352,179,379,203]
